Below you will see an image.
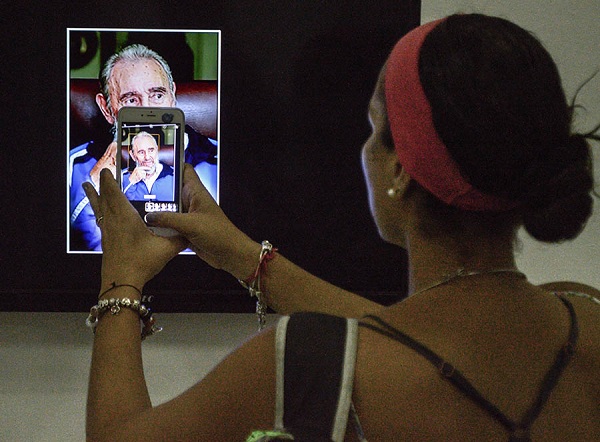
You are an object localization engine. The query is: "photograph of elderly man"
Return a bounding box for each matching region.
[68,33,218,251]
[122,131,175,202]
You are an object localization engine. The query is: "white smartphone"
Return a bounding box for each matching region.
[116,107,184,237]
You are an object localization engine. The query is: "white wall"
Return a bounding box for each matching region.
[422,1,600,287]
[2,2,599,441]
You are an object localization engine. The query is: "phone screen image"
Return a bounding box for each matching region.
[118,111,183,223]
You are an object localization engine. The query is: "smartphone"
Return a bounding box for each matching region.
[116,107,184,237]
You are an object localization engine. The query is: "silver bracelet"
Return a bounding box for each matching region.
[85,297,162,340]
[238,240,277,330]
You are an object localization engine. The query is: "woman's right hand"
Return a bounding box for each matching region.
[145,164,260,279]
[149,165,381,319]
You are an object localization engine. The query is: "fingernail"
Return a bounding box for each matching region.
[145,213,158,224]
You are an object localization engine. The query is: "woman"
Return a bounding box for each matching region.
[83,14,599,441]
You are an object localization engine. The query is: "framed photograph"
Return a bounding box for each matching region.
[67,28,220,252]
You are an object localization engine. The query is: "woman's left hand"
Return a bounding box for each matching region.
[83,168,187,293]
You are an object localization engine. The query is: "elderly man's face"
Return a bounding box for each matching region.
[107,58,176,120]
[131,136,159,175]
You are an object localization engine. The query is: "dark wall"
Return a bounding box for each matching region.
[1,0,419,311]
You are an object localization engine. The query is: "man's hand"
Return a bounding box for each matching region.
[128,166,151,184]
[90,142,117,186]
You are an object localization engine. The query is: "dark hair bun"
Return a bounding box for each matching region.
[418,14,596,243]
[521,135,594,242]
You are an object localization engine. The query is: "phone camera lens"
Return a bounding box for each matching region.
[162,113,174,123]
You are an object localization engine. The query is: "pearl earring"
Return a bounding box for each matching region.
[387,187,398,198]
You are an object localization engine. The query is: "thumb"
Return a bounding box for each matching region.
[145,211,195,235]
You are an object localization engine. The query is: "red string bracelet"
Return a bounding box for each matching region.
[238,240,278,330]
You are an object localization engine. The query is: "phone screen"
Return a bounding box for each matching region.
[117,109,184,222]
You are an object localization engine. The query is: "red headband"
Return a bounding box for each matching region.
[384,18,517,211]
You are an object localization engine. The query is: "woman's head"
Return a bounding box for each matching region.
[366,13,594,243]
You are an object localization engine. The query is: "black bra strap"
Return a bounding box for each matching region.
[518,295,579,428]
[359,294,578,440]
[359,318,519,432]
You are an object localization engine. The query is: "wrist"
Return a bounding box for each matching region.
[101,266,146,296]
[86,294,161,340]
[98,281,143,301]
[236,240,278,330]
[227,240,264,281]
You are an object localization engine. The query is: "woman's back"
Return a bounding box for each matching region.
[352,280,600,441]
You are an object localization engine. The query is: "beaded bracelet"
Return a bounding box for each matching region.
[85,297,162,340]
[238,240,278,330]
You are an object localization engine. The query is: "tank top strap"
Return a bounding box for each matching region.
[359,294,578,441]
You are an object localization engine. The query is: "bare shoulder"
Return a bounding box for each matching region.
[539,281,600,358]
[538,281,600,326]
[537,281,600,299]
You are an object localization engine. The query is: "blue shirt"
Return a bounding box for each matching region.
[69,126,217,251]
[122,163,174,202]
